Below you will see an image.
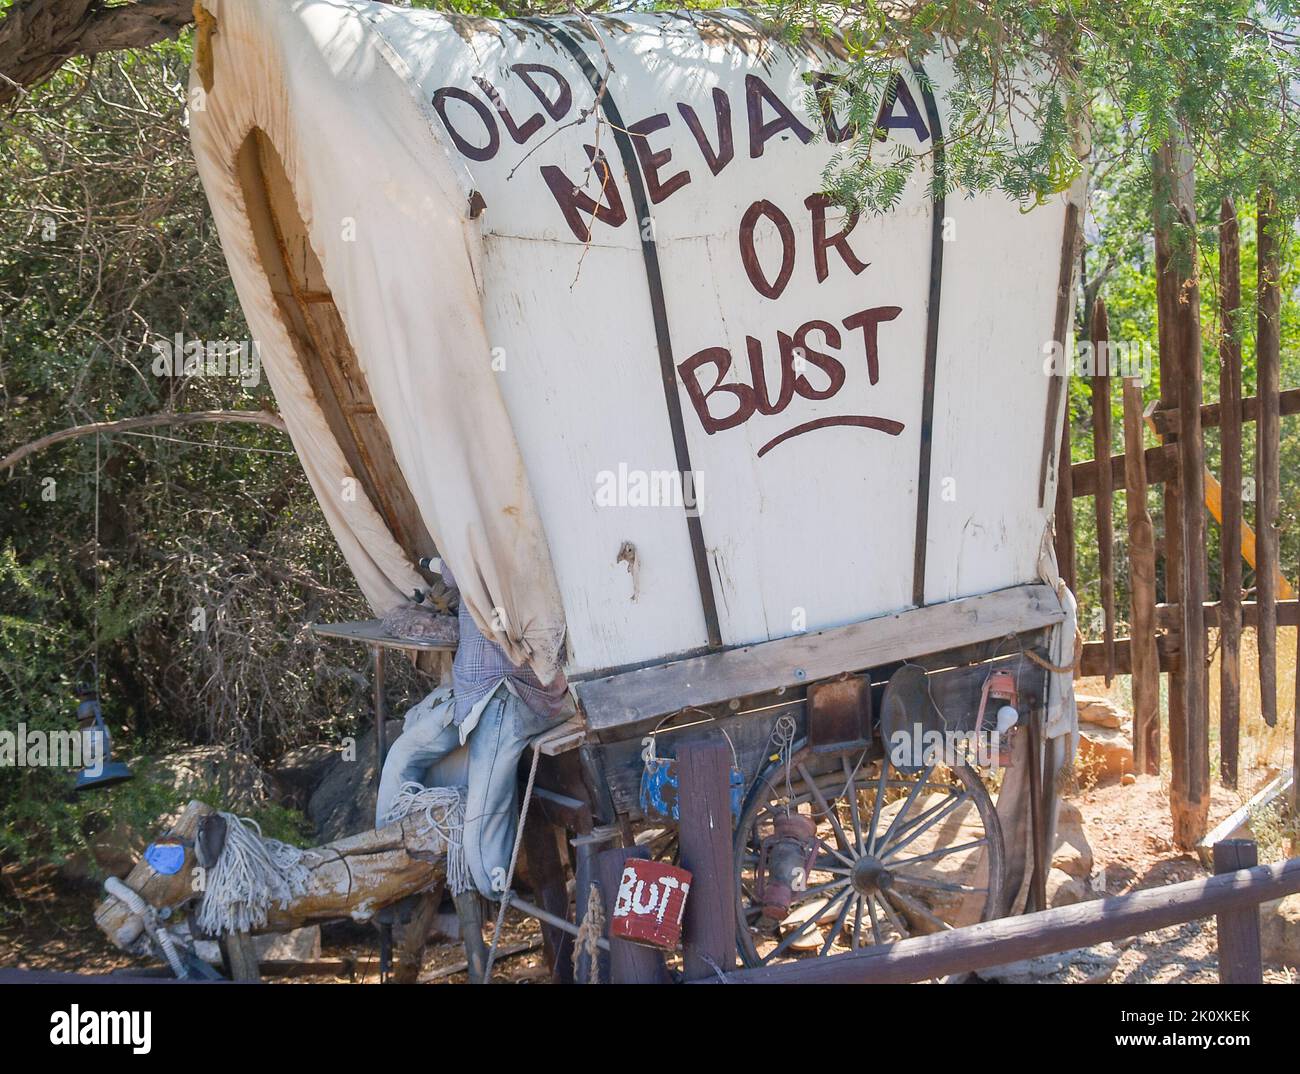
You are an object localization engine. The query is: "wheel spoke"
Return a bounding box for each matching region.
[883,886,954,935]
[865,892,882,944]
[761,887,852,964]
[851,895,864,949]
[890,872,986,895]
[877,762,934,851]
[814,834,856,869]
[865,760,889,855]
[797,762,853,856]
[843,755,865,855]
[818,885,856,957]
[888,837,987,869]
[880,790,971,860]
[874,891,910,940]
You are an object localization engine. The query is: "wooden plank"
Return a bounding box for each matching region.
[1218,197,1244,789]
[678,739,738,980]
[1157,598,1299,630]
[1256,185,1283,730]
[1091,297,1117,684]
[1148,385,1300,436]
[221,932,260,983]
[596,846,671,984]
[1197,773,1293,866]
[1070,443,1176,497]
[1052,399,1077,594]
[701,855,1300,985]
[1079,632,1180,678]
[1122,373,1160,773]
[1212,840,1263,983]
[521,806,574,983]
[309,619,455,652]
[575,584,1064,733]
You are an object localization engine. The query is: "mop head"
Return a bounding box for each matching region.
[383,782,471,896]
[195,813,309,936]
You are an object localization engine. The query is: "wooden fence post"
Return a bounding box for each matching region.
[678,737,737,980]
[1256,186,1282,730]
[1218,197,1244,788]
[596,845,671,984]
[1092,297,1116,684]
[1153,137,1209,846]
[1122,380,1160,774]
[1213,839,1263,983]
[1053,403,1077,595]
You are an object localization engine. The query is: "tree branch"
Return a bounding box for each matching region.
[1,409,288,471]
[0,0,194,106]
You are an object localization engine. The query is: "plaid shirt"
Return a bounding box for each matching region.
[439,560,568,726]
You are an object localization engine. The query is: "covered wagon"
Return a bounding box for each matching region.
[104,0,1084,977]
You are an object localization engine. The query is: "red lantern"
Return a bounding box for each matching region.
[754,812,818,924]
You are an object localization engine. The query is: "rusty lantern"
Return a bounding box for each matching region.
[754,812,818,923]
[976,669,1020,766]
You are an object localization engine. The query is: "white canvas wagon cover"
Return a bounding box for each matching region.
[189,0,1079,699]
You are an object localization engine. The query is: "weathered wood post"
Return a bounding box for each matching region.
[1218,197,1244,788]
[1092,297,1116,684]
[678,738,737,980]
[1122,379,1160,774]
[1256,186,1282,730]
[1053,409,1077,595]
[1153,137,1209,847]
[1212,839,1263,983]
[596,845,670,984]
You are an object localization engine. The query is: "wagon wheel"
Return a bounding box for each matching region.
[733,741,1005,968]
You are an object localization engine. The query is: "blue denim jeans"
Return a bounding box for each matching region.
[375,683,561,897]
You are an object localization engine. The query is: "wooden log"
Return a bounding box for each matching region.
[1256,185,1282,729]
[1212,840,1263,983]
[1091,297,1116,683]
[1218,197,1244,789]
[1053,400,1077,594]
[1153,138,1202,848]
[1123,374,1161,773]
[702,855,1300,985]
[596,846,671,984]
[95,802,450,949]
[677,738,737,979]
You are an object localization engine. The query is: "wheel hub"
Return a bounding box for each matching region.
[850,854,893,896]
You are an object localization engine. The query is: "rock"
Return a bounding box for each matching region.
[307,718,403,843]
[1047,867,1089,908]
[1052,800,1094,880]
[1120,773,1136,786]
[193,925,322,967]
[1260,893,1300,968]
[1078,723,1134,779]
[271,743,343,809]
[978,941,1121,983]
[1076,694,1127,730]
[147,745,270,811]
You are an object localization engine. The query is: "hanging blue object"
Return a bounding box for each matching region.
[73,686,134,791]
[639,754,746,822]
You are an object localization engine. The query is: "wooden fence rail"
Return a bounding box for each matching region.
[698,841,1299,985]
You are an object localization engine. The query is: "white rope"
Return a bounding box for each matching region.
[484,741,542,981]
[195,813,309,936]
[382,782,470,896]
[104,876,187,978]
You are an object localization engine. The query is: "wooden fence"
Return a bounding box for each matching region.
[1057,185,1298,847]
